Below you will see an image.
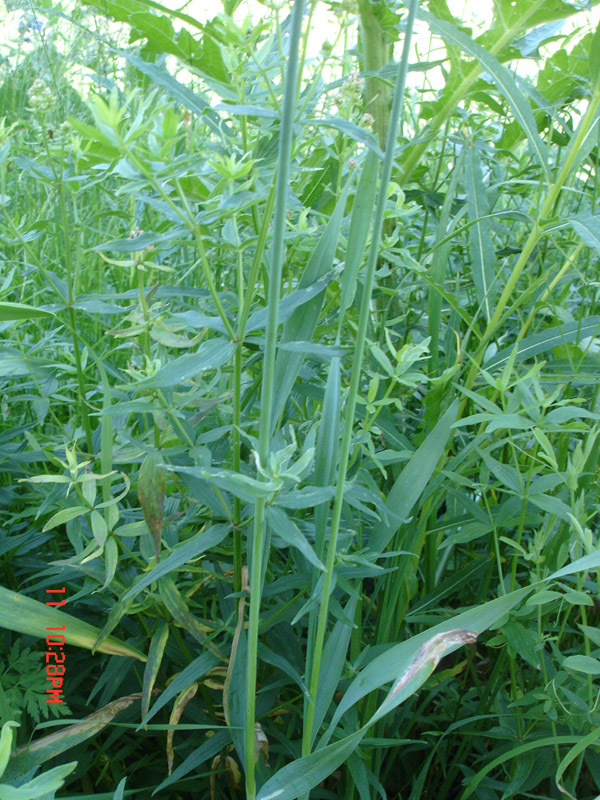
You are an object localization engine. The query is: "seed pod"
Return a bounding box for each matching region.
[138,453,166,562]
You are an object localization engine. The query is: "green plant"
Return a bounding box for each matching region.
[0,0,600,797]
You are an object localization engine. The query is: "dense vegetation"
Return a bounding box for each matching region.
[1,0,600,797]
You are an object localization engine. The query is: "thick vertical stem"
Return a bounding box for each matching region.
[357,0,391,151]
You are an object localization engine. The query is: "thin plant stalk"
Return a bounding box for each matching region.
[244,2,306,796]
[302,0,420,756]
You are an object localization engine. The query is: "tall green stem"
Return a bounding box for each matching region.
[244,2,305,796]
[302,0,420,756]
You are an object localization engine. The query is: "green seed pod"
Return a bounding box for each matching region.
[138,453,166,562]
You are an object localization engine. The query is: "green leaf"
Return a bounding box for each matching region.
[42,506,88,532]
[0,761,77,798]
[370,400,459,553]
[257,630,477,800]
[303,117,384,160]
[0,585,145,661]
[465,144,496,321]
[121,523,231,604]
[266,507,325,571]
[128,339,236,390]
[141,622,169,724]
[139,652,219,729]
[325,588,530,739]
[158,576,226,661]
[271,183,352,426]
[567,213,600,255]
[562,655,600,675]
[484,317,600,370]
[0,722,18,781]
[138,453,166,561]
[340,150,379,313]
[4,695,145,780]
[548,549,600,580]
[589,18,600,85]
[0,302,54,321]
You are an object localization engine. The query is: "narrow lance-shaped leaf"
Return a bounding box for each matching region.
[4,694,149,780]
[142,622,170,723]
[167,683,199,775]
[567,213,600,255]
[465,144,496,322]
[158,576,227,662]
[325,587,530,738]
[370,400,459,554]
[339,150,379,314]
[0,302,54,321]
[138,453,166,562]
[484,316,600,370]
[0,585,145,661]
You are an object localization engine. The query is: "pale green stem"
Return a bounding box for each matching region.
[245,2,305,796]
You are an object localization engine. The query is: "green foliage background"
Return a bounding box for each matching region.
[0,0,600,798]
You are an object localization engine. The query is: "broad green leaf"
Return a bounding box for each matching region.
[548,549,600,580]
[173,465,278,503]
[42,506,88,532]
[0,722,18,780]
[0,761,77,799]
[0,585,145,661]
[256,630,477,800]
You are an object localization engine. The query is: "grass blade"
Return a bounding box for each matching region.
[0,585,145,661]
